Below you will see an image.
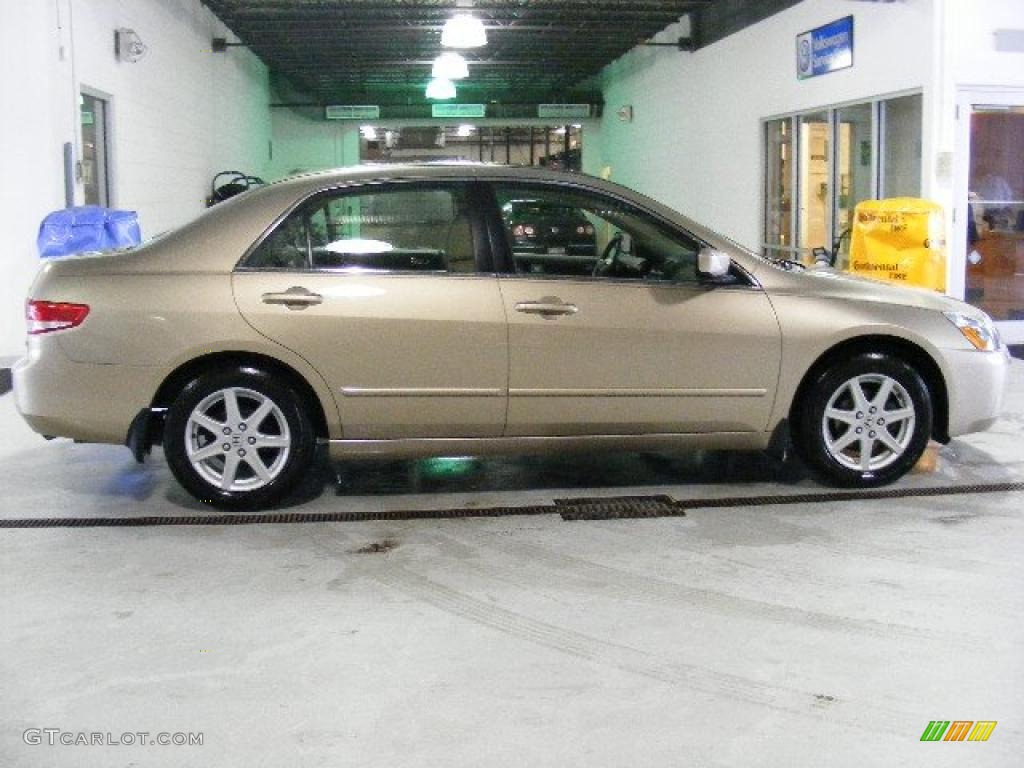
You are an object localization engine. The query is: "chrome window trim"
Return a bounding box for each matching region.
[234,266,499,279]
[495,272,762,292]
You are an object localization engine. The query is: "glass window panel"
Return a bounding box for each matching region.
[882,94,922,198]
[245,186,476,273]
[764,118,794,254]
[835,103,874,268]
[80,93,109,207]
[245,212,310,270]
[494,184,702,283]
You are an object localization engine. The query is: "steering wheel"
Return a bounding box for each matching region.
[592,232,624,277]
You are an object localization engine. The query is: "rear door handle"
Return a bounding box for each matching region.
[261,287,323,309]
[514,299,578,317]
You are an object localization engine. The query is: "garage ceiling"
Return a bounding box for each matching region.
[203,0,801,109]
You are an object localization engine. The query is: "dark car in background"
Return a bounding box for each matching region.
[501,198,597,274]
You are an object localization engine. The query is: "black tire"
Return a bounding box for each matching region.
[795,352,932,487]
[163,367,316,510]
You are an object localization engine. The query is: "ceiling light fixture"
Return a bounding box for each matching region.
[425,77,457,100]
[441,14,487,48]
[432,51,469,80]
[360,125,378,140]
[457,124,474,137]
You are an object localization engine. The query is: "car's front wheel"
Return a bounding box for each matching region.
[796,352,932,487]
[163,367,315,510]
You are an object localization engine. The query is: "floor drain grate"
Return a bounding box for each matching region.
[556,495,685,521]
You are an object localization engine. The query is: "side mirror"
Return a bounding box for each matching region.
[697,246,731,277]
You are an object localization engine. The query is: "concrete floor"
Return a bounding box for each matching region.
[2,363,1023,766]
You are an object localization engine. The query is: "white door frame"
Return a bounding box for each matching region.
[953,86,1024,344]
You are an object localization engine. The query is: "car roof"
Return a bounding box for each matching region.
[267,161,601,195]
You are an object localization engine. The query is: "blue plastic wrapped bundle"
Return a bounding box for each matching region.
[37,206,142,258]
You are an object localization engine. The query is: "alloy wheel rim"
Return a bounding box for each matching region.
[185,387,291,492]
[821,373,916,473]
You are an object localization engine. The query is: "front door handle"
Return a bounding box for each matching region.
[514,298,578,317]
[261,286,323,310]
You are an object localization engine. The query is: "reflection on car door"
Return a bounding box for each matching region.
[490,183,782,437]
[232,181,508,440]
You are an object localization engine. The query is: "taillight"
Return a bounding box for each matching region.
[26,300,90,335]
[512,224,536,238]
[576,224,594,235]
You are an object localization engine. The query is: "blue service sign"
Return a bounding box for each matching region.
[797,16,854,79]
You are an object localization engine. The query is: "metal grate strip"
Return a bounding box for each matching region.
[1,482,1022,529]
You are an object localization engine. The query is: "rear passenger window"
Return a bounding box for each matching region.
[246,212,310,270]
[243,185,477,273]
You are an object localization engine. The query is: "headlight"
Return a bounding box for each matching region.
[944,311,1001,351]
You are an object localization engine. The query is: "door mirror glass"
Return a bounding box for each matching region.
[697,246,731,277]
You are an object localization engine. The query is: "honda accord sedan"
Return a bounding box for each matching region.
[14,164,1010,509]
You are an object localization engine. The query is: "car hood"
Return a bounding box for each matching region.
[750,261,981,317]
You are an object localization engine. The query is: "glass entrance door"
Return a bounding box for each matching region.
[962,103,1024,341]
[798,111,830,263]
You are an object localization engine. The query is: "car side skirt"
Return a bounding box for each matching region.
[326,431,771,460]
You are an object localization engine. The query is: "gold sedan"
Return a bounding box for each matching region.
[14,164,1010,509]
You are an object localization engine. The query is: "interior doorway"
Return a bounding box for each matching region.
[80,91,111,206]
[955,92,1024,343]
[360,125,583,171]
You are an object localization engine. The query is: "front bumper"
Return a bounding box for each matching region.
[13,338,155,444]
[942,345,1011,437]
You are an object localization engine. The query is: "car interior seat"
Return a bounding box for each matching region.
[444,211,476,272]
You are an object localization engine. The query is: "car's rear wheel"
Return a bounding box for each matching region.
[163,367,315,510]
[796,352,932,487]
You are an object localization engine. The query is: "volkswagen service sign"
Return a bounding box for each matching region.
[797,16,854,80]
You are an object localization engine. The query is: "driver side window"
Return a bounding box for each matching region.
[493,184,702,283]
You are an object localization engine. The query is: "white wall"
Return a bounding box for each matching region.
[596,0,937,250]
[0,2,70,360]
[945,0,1024,88]
[0,0,271,358]
[267,108,361,178]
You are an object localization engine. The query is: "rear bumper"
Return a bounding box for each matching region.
[13,338,155,444]
[942,345,1011,437]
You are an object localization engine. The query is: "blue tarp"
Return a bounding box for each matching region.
[37,206,142,258]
